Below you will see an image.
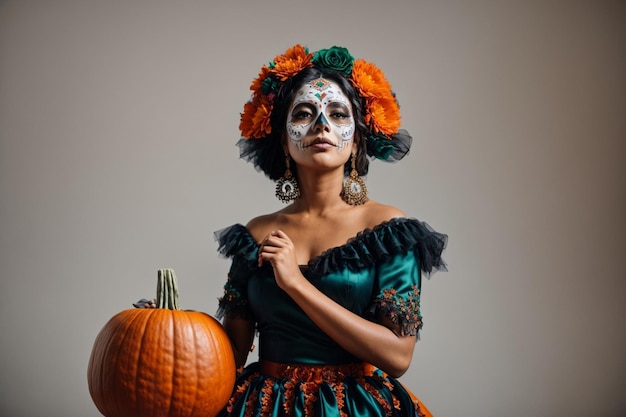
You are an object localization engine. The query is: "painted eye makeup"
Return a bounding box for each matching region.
[286,79,355,148]
[326,103,352,124]
[290,104,316,124]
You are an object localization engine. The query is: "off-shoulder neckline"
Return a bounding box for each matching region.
[243,217,411,263]
[216,217,447,277]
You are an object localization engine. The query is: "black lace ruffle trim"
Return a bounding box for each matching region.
[215,217,447,279]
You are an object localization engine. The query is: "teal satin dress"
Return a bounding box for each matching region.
[215,217,447,417]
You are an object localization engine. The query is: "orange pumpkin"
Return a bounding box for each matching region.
[87,269,236,417]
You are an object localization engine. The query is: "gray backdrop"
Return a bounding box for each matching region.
[1,1,624,416]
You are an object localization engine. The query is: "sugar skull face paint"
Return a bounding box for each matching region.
[287,78,355,151]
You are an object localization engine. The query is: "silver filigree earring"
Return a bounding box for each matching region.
[342,153,368,206]
[275,155,300,203]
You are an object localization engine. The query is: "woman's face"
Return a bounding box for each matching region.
[286,78,355,153]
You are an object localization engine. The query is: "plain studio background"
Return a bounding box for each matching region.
[1,1,624,416]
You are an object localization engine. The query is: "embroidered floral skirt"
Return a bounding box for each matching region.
[218,362,433,417]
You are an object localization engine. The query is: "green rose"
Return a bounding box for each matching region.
[366,134,395,160]
[313,46,354,75]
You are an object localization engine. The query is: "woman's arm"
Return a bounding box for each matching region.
[288,277,416,377]
[258,230,416,378]
[222,317,256,369]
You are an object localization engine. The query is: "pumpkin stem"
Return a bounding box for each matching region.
[156,268,180,310]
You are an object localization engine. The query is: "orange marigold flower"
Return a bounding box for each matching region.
[352,59,401,135]
[250,65,271,91]
[351,59,393,99]
[271,44,313,81]
[366,96,401,136]
[240,94,273,139]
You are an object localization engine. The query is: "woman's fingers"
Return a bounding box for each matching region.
[261,231,287,250]
[258,241,280,266]
[258,230,291,266]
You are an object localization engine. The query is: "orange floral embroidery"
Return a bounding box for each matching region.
[393,397,401,410]
[226,371,258,414]
[302,381,319,417]
[376,284,422,336]
[333,382,348,417]
[243,389,259,417]
[260,379,274,416]
[361,379,393,416]
[228,378,249,410]
[282,379,296,415]
[232,363,420,417]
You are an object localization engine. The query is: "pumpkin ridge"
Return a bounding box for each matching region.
[189,316,200,416]
[89,309,133,416]
[109,309,147,417]
[129,309,155,417]
[192,315,215,415]
[90,316,110,414]
[170,310,194,416]
[207,319,224,403]
[193,313,236,416]
[163,311,176,417]
[133,309,159,416]
[166,311,177,417]
[155,310,177,416]
[189,313,210,416]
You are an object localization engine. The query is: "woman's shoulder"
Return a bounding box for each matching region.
[245,211,284,243]
[242,201,407,243]
[361,200,406,229]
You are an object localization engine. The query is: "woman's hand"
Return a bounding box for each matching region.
[257,229,415,377]
[257,229,303,291]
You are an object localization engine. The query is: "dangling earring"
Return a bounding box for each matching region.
[275,154,300,203]
[342,153,368,206]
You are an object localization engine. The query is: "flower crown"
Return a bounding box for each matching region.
[239,45,411,161]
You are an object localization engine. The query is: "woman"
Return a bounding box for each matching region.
[213,45,447,417]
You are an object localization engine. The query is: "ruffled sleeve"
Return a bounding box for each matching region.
[214,224,259,321]
[354,218,447,337]
[366,251,424,336]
